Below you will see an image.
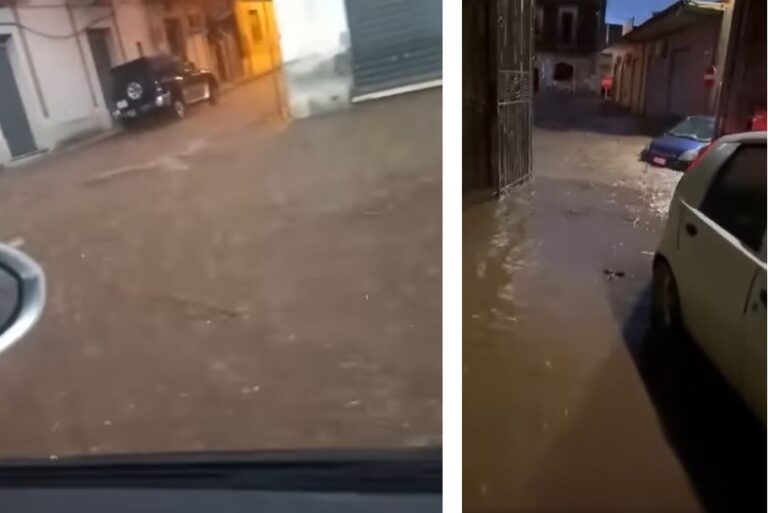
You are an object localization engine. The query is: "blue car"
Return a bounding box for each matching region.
[641,116,716,171]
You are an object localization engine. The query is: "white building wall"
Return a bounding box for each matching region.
[111,1,157,61]
[0,0,156,164]
[272,0,352,118]
[20,10,95,126]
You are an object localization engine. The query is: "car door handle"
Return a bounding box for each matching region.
[685,223,698,237]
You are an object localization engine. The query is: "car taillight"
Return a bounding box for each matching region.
[686,141,715,172]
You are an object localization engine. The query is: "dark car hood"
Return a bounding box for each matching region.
[0,447,441,493]
[0,448,441,513]
[649,134,708,157]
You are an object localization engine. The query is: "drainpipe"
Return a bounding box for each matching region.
[110,0,128,61]
[9,4,49,118]
[640,43,648,115]
[711,0,734,115]
[66,2,98,107]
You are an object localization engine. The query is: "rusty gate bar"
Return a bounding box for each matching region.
[493,0,533,194]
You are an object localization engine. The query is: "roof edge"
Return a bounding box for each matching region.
[603,0,724,50]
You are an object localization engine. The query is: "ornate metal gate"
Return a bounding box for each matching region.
[463,0,533,195]
[492,0,533,193]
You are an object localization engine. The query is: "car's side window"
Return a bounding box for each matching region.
[701,144,767,253]
[175,60,187,76]
[160,57,184,77]
[151,57,173,78]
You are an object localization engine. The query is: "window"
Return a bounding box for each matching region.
[535,6,544,41]
[557,6,578,47]
[701,145,767,253]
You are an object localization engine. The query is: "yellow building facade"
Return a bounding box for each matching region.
[235,0,282,76]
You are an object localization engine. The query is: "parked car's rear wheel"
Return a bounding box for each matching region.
[651,259,683,337]
[171,97,186,120]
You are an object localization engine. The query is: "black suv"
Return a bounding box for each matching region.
[110,54,218,124]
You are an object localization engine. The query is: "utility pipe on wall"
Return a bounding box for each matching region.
[8,4,48,118]
[65,2,99,107]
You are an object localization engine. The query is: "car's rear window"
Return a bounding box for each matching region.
[667,117,715,142]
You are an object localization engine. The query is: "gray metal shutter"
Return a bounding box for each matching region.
[345,0,442,99]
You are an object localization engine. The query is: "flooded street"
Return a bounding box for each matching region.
[0,80,441,458]
[463,94,764,513]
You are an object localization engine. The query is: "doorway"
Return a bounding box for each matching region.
[87,29,115,112]
[626,56,636,107]
[165,18,186,59]
[0,36,36,158]
[667,48,692,117]
[239,1,281,76]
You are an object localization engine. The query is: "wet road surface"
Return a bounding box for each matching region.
[0,78,442,458]
[464,93,764,513]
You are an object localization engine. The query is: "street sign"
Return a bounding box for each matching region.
[704,65,716,88]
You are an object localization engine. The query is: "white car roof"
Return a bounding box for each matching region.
[718,131,767,144]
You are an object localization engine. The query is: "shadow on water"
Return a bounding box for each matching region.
[611,282,766,513]
[534,92,674,138]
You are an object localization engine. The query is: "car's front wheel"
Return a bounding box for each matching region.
[651,258,683,338]
[171,97,186,120]
[207,79,218,105]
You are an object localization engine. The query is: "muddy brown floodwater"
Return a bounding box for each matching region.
[0,82,442,459]
[463,93,765,513]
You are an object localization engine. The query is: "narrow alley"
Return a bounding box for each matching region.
[0,77,442,458]
[463,93,764,513]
